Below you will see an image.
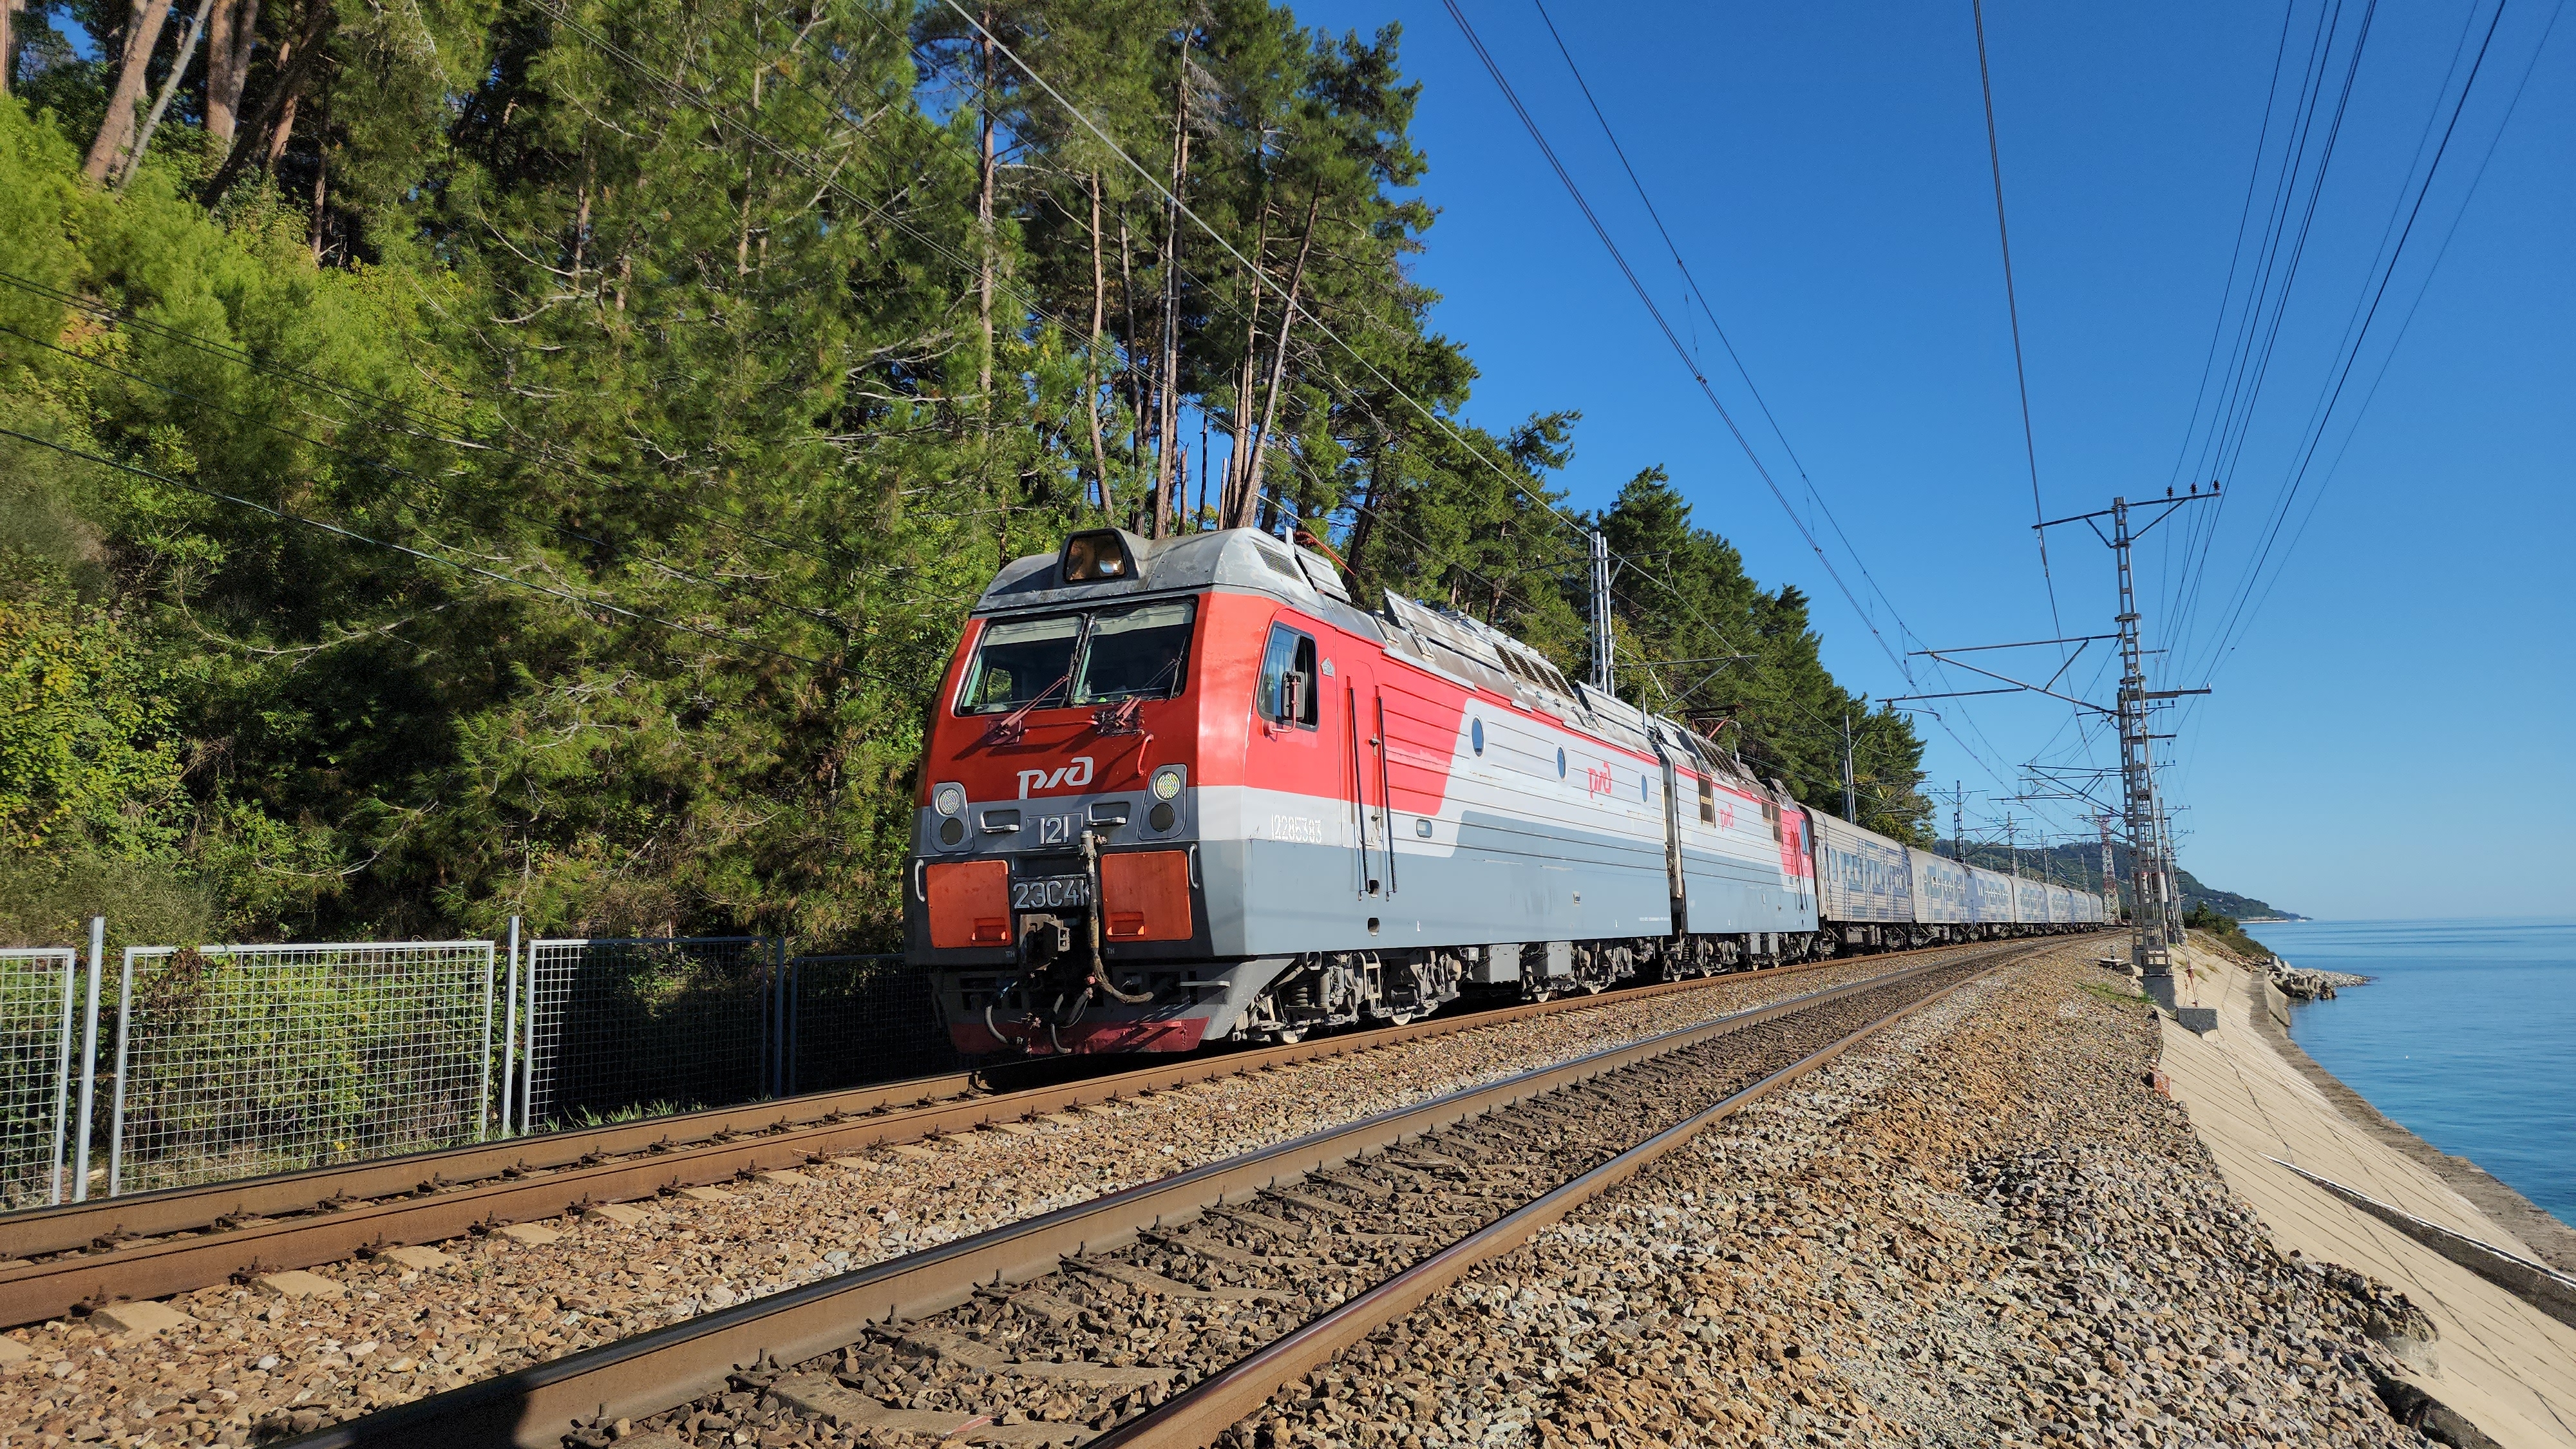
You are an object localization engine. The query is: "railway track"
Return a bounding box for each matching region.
[0,939,2039,1328]
[274,939,2039,1449]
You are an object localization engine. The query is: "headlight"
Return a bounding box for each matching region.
[934,784,965,816]
[1151,768,1184,801]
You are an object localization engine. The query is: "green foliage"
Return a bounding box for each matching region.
[113,945,491,1190]
[0,2,1938,948]
[2184,900,2264,960]
[1593,468,1932,840]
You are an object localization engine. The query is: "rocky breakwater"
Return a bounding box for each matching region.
[1232,947,2454,1449]
[2266,956,2371,1001]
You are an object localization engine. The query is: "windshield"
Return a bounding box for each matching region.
[1074,601,1196,704]
[956,600,1197,715]
[957,614,1081,714]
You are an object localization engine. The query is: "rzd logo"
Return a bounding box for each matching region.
[1017,756,1095,799]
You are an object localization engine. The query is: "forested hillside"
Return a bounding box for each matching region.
[0,0,1930,949]
[1936,840,2298,922]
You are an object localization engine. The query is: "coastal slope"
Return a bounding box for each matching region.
[2160,941,2576,1448]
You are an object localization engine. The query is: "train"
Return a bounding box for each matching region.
[904,526,2112,1055]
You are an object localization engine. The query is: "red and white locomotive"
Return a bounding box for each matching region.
[905,527,2106,1054]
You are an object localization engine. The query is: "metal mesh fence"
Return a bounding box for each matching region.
[519,937,779,1131]
[1,949,80,1210]
[784,954,956,1094]
[108,942,497,1195]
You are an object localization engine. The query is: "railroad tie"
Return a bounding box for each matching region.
[1138,1229,1267,1267]
[1307,1167,1394,1200]
[1073,1258,1284,1303]
[1259,1187,1352,1219]
[899,1329,1176,1387]
[1203,1204,1311,1242]
[769,1373,1090,1445]
[1003,1287,1084,1325]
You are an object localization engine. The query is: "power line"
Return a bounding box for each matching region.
[1967,0,2065,647]
[1506,0,2063,819]
[559,0,1584,618]
[920,1,2041,820]
[1523,0,1915,650]
[2159,0,2381,672]
[2154,0,2297,632]
[555,0,2065,829]
[0,319,857,634]
[0,267,875,578]
[1434,0,1912,680]
[1425,2,2078,828]
[0,426,848,672]
[2183,0,2521,686]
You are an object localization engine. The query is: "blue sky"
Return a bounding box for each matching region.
[1287,0,2573,920]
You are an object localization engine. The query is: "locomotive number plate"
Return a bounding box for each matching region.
[1011,876,1090,910]
[1034,812,1081,845]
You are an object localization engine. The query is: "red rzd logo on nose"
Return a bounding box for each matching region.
[1017,755,1097,799]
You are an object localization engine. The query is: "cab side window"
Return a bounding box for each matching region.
[1256,623,1320,729]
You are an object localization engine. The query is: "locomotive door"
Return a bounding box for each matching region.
[1339,661,1388,899]
[1648,732,1686,931]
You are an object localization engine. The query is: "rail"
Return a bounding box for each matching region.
[267,942,2036,1449]
[0,938,2032,1327]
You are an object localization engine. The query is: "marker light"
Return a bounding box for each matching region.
[934,784,965,816]
[1152,768,1184,801]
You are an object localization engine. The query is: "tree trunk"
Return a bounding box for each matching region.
[1153,128,1189,540]
[577,171,597,286]
[82,0,176,182]
[1083,170,1113,516]
[1117,208,1143,528]
[1222,202,1269,526]
[1346,433,1395,580]
[1149,30,1192,540]
[3,0,15,97]
[118,0,215,185]
[203,0,258,145]
[263,87,296,164]
[200,0,328,202]
[308,150,326,261]
[975,8,996,412]
[1237,194,1321,528]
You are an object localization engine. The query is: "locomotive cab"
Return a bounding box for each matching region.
[907,526,1381,1054]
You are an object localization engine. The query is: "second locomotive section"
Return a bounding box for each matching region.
[905,526,2103,1056]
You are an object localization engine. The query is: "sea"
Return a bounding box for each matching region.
[2243,918,2576,1226]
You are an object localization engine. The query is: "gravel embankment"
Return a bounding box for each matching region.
[625,961,2000,1449]
[0,954,1951,1448]
[1238,948,2441,1448]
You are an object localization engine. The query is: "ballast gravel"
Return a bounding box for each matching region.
[0,954,1947,1448]
[1232,947,2443,1449]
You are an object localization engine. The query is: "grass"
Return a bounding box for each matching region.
[2079,979,2149,1006]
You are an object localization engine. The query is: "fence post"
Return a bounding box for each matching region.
[476,935,497,1143]
[498,918,520,1139]
[777,936,794,1099]
[520,936,538,1135]
[107,947,135,1198]
[48,947,77,1206]
[71,916,103,1203]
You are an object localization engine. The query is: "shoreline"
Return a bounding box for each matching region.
[2236,956,2576,1274]
[2159,938,2576,1447]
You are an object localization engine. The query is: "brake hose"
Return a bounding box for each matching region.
[1082,828,1153,1004]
